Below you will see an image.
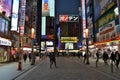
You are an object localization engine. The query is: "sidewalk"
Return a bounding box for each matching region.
[69,57,120,79]
[0,60,35,80]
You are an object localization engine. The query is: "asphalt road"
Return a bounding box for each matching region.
[15,57,119,80]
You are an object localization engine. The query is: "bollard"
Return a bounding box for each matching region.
[18,61,22,71]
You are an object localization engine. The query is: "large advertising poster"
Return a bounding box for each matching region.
[0,0,12,17]
[42,0,50,16]
[94,0,116,21]
[11,0,19,31]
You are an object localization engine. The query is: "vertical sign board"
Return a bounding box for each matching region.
[82,0,86,38]
[42,0,50,16]
[11,0,19,31]
[49,0,55,17]
[19,0,26,36]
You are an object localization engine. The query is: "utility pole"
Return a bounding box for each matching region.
[37,0,42,58]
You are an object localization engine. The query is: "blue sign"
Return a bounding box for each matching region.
[44,0,48,2]
[78,42,82,48]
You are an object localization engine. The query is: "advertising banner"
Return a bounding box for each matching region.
[82,0,86,38]
[61,37,78,43]
[42,0,50,16]
[0,37,12,46]
[11,0,19,31]
[49,0,55,17]
[99,21,116,41]
[19,0,26,35]
[98,10,115,28]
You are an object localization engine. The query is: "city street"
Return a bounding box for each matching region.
[14,57,120,80]
[0,60,34,80]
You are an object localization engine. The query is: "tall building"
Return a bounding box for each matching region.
[91,0,120,52]
[55,0,81,51]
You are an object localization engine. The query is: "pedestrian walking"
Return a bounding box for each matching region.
[96,50,99,67]
[103,51,109,65]
[49,52,57,68]
[96,51,99,62]
[28,53,32,62]
[115,51,120,69]
[23,53,27,62]
[110,51,116,63]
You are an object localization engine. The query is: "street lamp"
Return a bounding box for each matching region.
[85,28,89,64]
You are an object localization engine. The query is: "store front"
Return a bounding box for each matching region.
[95,7,120,52]
[0,37,12,62]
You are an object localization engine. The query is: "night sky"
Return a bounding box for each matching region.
[55,0,80,24]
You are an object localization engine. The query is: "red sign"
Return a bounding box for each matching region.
[59,15,68,22]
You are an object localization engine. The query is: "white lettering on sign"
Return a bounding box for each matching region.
[19,0,26,35]
[59,15,79,22]
[0,37,12,46]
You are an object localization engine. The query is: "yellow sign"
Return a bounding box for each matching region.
[61,37,78,43]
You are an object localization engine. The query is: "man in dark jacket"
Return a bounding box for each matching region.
[49,52,57,68]
[110,51,116,63]
[103,51,108,65]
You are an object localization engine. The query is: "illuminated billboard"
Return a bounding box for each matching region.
[19,0,26,35]
[82,0,86,38]
[49,0,55,17]
[46,41,53,46]
[65,43,73,49]
[61,37,78,43]
[0,0,12,17]
[59,15,79,22]
[42,0,50,16]
[11,0,20,31]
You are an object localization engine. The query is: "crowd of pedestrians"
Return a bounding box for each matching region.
[76,49,120,70]
[95,49,120,69]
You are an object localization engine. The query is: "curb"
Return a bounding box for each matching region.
[11,59,45,80]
